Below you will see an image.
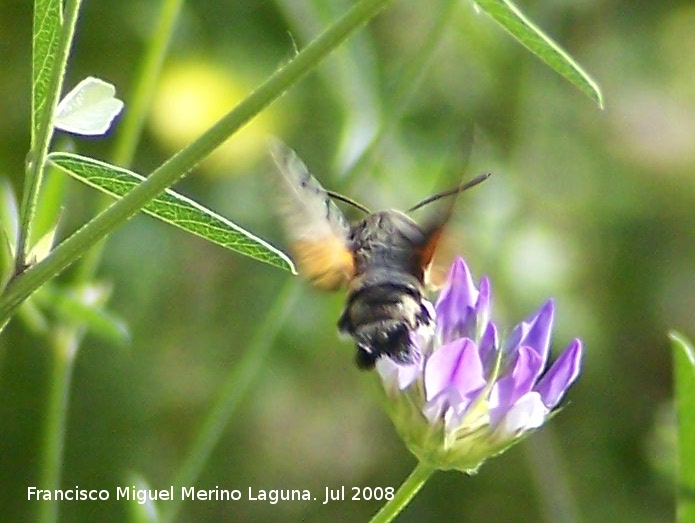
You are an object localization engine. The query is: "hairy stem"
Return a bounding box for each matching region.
[18,0,83,272]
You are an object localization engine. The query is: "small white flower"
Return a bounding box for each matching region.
[54,76,124,136]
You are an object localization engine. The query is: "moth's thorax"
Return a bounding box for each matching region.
[348,210,427,280]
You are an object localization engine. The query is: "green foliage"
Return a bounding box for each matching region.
[125,473,161,523]
[475,0,603,107]
[31,0,62,144]
[0,0,398,327]
[21,0,82,270]
[34,283,130,347]
[2,0,689,522]
[0,179,20,271]
[48,152,294,272]
[28,167,66,250]
[671,332,695,523]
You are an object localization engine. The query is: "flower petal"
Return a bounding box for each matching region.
[495,391,547,437]
[435,258,478,341]
[475,276,492,331]
[424,338,485,402]
[535,338,583,409]
[422,385,463,424]
[489,346,543,425]
[478,321,499,373]
[54,77,124,136]
[376,355,421,393]
[505,299,554,373]
[523,299,554,363]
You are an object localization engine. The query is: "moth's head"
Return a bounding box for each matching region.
[350,210,424,241]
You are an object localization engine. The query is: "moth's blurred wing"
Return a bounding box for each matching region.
[415,192,460,289]
[411,173,490,287]
[417,216,450,289]
[423,225,465,289]
[269,141,355,290]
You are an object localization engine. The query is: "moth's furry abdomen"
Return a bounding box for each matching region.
[338,271,434,369]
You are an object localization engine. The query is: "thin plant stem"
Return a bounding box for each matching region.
[27,2,83,521]
[36,328,77,523]
[111,0,184,168]
[0,0,396,328]
[18,0,83,272]
[34,4,184,522]
[672,331,695,523]
[161,281,301,523]
[368,461,436,523]
[342,0,459,187]
[76,0,184,282]
[524,428,579,523]
[157,7,405,519]
[275,0,381,171]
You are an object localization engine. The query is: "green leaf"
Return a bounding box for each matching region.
[125,473,161,523]
[34,283,130,348]
[27,223,58,266]
[671,331,695,523]
[473,0,603,108]
[0,179,20,256]
[18,298,50,334]
[47,152,295,273]
[30,166,67,249]
[32,0,63,145]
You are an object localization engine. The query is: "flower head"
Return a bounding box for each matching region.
[376,258,583,473]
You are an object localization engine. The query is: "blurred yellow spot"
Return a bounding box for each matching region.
[149,60,280,174]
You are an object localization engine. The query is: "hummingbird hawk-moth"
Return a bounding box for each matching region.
[270,141,488,369]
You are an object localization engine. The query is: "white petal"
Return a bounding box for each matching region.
[496,391,548,437]
[54,77,124,136]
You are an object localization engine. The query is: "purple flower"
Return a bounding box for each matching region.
[376,257,583,472]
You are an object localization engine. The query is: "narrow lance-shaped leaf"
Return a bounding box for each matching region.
[32,0,63,144]
[473,0,603,108]
[670,331,695,523]
[47,152,295,273]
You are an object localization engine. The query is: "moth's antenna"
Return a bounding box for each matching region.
[407,172,491,213]
[326,190,372,215]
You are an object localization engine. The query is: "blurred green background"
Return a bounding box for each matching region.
[1,0,693,521]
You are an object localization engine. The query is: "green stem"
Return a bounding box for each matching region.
[111,0,184,168]
[25,3,82,522]
[76,0,184,282]
[37,329,76,523]
[161,281,301,523]
[0,0,395,327]
[34,5,184,523]
[18,0,83,272]
[524,429,579,522]
[341,0,458,186]
[369,461,436,523]
[671,331,695,523]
